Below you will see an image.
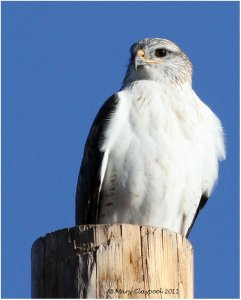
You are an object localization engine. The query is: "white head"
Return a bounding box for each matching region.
[123,38,193,86]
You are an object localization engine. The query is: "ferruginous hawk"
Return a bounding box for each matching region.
[75,38,225,237]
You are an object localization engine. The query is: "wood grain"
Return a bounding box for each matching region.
[31,224,193,298]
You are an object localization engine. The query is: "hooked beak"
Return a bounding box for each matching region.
[134,49,146,71]
[134,48,162,71]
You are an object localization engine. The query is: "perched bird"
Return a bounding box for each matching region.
[75,38,225,237]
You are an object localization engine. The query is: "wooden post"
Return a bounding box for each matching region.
[31,224,193,298]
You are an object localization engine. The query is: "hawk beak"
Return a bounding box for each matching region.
[134,49,146,71]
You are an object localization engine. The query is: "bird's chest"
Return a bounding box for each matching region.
[100,85,207,223]
[102,85,201,191]
[115,86,198,156]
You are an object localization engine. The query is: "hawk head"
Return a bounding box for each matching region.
[123,38,193,85]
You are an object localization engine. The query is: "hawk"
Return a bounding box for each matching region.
[75,38,225,237]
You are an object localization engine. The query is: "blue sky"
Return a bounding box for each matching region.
[2,2,239,298]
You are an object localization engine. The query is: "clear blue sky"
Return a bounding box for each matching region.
[2,2,239,298]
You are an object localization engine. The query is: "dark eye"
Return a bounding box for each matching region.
[155,48,167,58]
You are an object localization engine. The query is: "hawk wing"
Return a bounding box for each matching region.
[186,194,209,237]
[75,94,119,225]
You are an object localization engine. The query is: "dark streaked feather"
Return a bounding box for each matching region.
[75,94,119,225]
[186,194,209,237]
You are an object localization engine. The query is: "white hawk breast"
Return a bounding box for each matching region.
[98,80,225,235]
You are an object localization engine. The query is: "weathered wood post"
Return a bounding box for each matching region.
[31,224,193,298]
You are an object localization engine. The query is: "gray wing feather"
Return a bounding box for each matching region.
[75,94,119,225]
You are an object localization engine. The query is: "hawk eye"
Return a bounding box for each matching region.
[155,48,167,58]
